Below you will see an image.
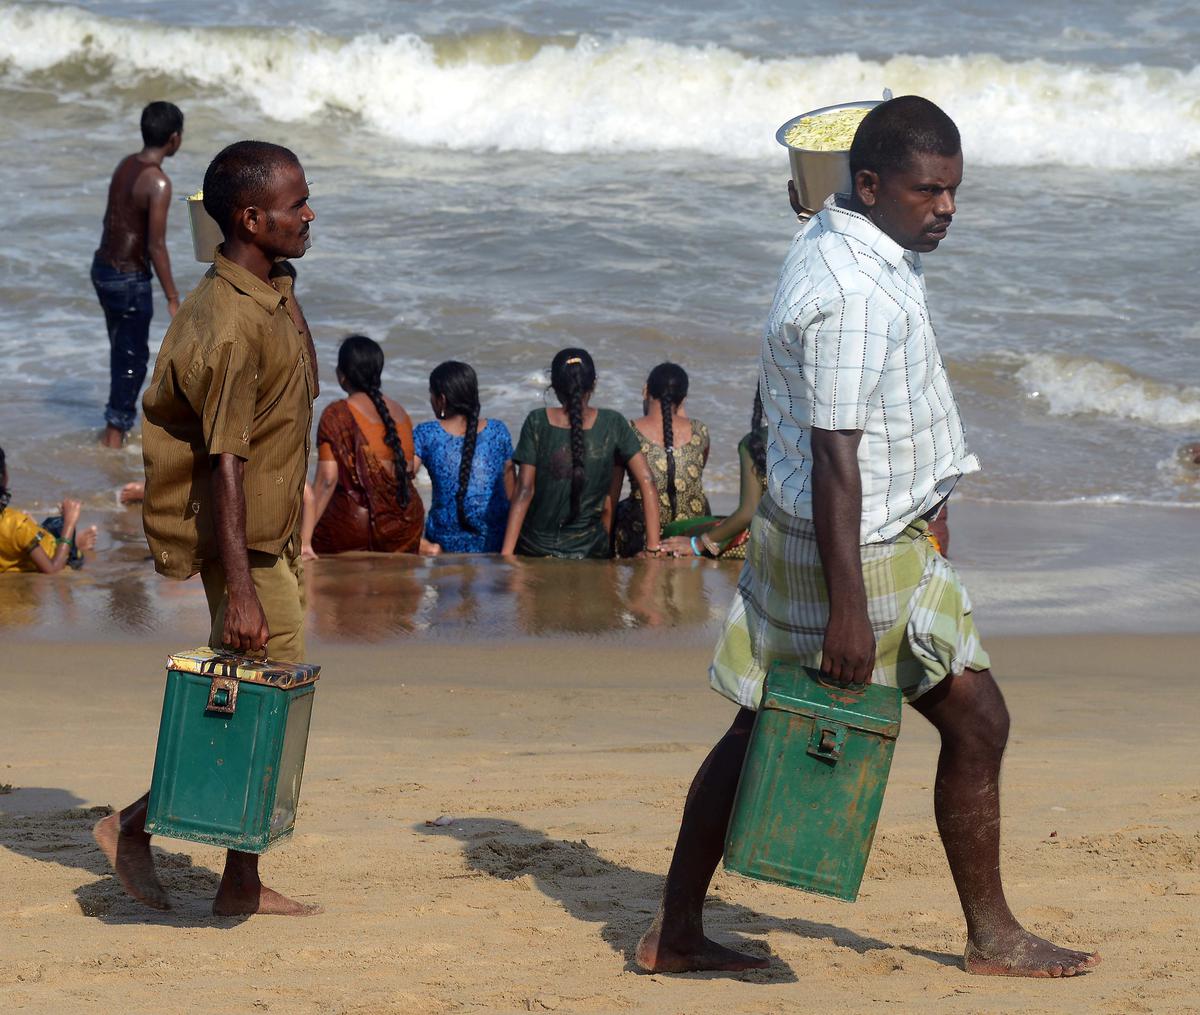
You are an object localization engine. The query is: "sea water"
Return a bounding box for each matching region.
[0,0,1197,636]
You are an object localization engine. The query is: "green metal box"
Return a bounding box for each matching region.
[724,663,902,901]
[145,648,321,853]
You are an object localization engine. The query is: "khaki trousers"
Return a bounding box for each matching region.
[200,545,305,664]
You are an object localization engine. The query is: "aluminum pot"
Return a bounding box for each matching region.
[188,197,223,262]
[776,100,879,214]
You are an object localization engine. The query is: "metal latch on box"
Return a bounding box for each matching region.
[206,676,239,715]
[807,723,846,762]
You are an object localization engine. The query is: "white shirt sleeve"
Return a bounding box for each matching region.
[799,289,888,431]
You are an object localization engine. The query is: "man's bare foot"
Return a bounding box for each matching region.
[635,921,768,973]
[76,525,98,555]
[92,814,171,911]
[100,425,126,449]
[212,882,323,918]
[965,927,1100,977]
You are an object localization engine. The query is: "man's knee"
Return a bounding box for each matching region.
[921,668,1009,754]
[958,670,1009,754]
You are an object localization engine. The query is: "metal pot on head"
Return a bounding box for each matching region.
[776,100,880,215]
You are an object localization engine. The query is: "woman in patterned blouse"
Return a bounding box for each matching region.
[613,362,710,557]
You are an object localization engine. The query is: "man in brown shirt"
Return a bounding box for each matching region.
[94,140,321,917]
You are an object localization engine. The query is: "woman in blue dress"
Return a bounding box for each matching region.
[412,361,515,553]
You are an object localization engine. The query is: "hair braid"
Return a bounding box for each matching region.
[659,395,677,521]
[565,386,586,522]
[550,349,597,524]
[0,445,9,512]
[365,386,410,508]
[456,405,481,533]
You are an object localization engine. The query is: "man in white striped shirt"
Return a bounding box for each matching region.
[639,97,1100,979]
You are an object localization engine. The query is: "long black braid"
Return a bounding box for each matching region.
[645,362,688,523]
[550,347,596,523]
[337,334,409,508]
[0,445,9,512]
[748,384,767,479]
[429,361,482,533]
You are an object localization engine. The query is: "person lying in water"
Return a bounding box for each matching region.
[0,445,97,573]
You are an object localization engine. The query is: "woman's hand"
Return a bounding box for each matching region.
[76,526,98,556]
[661,535,695,558]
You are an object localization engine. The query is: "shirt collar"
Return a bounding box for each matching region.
[212,246,287,313]
[820,193,918,272]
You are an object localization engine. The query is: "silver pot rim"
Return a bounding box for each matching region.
[776,100,881,153]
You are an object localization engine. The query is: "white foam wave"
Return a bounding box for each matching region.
[1,4,1198,168]
[1017,353,1200,427]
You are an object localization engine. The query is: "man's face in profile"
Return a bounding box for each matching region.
[858,150,962,253]
[260,162,315,261]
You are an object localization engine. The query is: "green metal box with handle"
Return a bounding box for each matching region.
[145,648,321,853]
[724,662,902,901]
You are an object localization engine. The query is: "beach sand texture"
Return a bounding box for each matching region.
[2,634,1196,1014]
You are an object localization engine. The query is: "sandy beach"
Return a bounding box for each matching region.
[2,628,1197,1014]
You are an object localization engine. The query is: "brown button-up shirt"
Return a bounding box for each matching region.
[141,250,314,579]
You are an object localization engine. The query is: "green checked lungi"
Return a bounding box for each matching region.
[710,495,990,709]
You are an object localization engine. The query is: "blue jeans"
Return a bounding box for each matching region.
[92,254,153,432]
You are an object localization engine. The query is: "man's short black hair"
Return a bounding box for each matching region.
[140,101,184,147]
[849,95,960,181]
[202,140,301,237]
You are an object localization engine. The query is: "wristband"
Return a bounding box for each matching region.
[690,536,702,557]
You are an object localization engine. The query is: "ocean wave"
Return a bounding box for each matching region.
[1017,353,1200,427]
[2,3,1199,167]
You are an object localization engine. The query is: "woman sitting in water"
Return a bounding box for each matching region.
[613,362,710,557]
[412,361,515,553]
[0,445,97,573]
[501,348,663,559]
[662,389,767,560]
[301,335,430,558]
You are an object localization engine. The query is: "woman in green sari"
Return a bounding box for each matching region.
[501,348,663,559]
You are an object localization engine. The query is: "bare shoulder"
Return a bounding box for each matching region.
[135,163,172,202]
[385,396,411,425]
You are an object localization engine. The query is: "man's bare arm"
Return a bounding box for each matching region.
[144,171,179,316]
[810,427,875,685]
[211,453,268,653]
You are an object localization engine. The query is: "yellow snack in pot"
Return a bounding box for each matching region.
[784,107,872,152]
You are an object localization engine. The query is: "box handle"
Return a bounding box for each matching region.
[807,723,846,762]
[206,676,239,715]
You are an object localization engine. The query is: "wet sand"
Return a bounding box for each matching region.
[2,632,1197,1014]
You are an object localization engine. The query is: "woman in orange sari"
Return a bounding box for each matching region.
[301,335,428,557]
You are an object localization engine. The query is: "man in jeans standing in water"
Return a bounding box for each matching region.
[636,96,1100,978]
[93,101,183,448]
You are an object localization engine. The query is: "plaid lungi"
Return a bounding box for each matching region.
[710,495,990,709]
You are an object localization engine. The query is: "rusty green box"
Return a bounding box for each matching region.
[144,648,321,853]
[724,662,902,901]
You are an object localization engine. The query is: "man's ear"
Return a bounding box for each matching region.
[854,169,881,208]
[239,206,263,237]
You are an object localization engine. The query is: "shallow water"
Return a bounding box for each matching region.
[2,500,1195,645]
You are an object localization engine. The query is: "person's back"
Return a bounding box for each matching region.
[615,362,709,556]
[97,155,156,273]
[304,335,426,556]
[93,100,183,448]
[502,348,663,559]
